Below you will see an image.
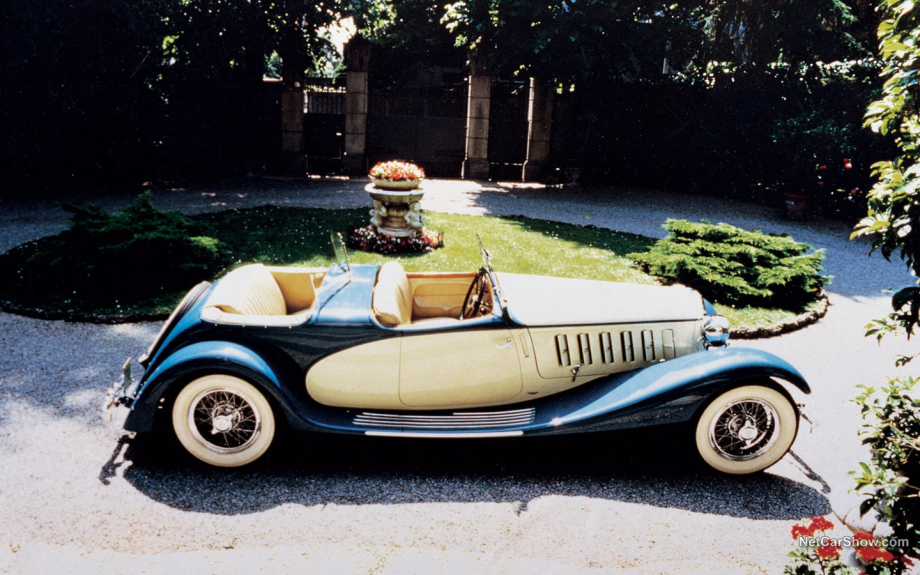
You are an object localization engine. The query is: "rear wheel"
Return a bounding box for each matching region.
[172,374,275,467]
[694,385,798,474]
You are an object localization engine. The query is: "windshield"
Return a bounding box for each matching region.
[476,233,494,273]
[475,233,502,302]
[330,231,351,277]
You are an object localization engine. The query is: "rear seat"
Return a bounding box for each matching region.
[201,264,315,325]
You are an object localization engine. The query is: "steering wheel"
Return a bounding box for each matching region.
[461,269,493,320]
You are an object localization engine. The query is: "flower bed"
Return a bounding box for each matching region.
[785,516,914,574]
[347,225,443,255]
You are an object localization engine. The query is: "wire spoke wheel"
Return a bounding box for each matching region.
[708,398,779,461]
[695,385,798,474]
[189,388,261,453]
[172,375,276,467]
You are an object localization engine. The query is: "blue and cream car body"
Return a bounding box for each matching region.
[109,248,810,473]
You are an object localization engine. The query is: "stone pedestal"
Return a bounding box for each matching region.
[366,185,425,237]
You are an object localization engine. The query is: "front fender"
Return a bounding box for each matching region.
[533,347,809,435]
[124,341,297,433]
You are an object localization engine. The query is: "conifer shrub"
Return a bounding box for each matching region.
[631,219,829,309]
[0,192,230,310]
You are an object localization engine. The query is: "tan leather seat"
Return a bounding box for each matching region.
[207,264,287,316]
[373,262,466,327]
[373,261,413,326]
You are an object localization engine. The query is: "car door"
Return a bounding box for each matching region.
[398,326,523,408]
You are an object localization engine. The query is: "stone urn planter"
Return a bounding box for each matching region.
[366,184,425,237]
[371,178,421,191]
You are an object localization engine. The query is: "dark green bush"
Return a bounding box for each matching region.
[631,219,829,308]
[0,192,230,310]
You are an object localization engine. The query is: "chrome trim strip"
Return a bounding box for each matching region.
[354,407,536,430]
[365,431,524,438]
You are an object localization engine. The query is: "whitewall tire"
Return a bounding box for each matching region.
[172,374,276,467]
[694,384,798,475]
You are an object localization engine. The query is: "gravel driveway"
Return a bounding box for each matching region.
[0,178,914,574]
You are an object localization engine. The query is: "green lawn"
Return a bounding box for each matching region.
[0,206,817,330]
[202,207,656,283]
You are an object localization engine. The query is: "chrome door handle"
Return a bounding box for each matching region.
[571,364,581,381]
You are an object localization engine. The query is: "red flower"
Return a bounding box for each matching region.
[857,546,895,562]
[792,524,814,540]
[816,543,840,559]
[853,532,875,542]
[810,516,834,532]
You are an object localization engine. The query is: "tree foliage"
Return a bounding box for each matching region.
[441,0,872,83]
[0,0,168,190]
[443,0,705,83]
[854,0,920,338]
[700,0,864,68]
[0,0,887,192]
[0,0,345,191]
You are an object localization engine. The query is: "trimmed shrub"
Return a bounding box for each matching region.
[0,192,230,310]
[631,219,829,308]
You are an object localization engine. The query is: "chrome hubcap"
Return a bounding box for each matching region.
[709,398,779,461]
[188,388,261,454]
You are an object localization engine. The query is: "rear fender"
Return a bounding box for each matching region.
[124,341,300,433]
[543,347,809,433]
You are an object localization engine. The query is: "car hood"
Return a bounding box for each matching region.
[495,273,705,326]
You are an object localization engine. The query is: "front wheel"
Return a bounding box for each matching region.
[694,385,798,474]
[172,374,276,467]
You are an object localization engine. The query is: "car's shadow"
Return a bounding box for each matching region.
[109,425,831,521]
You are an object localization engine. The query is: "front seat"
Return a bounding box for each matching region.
[372,261,462,327]
[372,261,412,326]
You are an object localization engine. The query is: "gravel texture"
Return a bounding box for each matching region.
[0,178,916,574]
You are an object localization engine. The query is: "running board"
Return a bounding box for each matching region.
[354,407,535,430]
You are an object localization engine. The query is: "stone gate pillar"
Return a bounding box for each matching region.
[523,77,553,181]
[343,34,371,175]
[462,61,491,180]
[280,86,305,174]
[279,28,309,175]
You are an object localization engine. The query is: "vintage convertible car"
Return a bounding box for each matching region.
[106,237,810,474]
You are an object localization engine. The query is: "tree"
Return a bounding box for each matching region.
[0,0,348,192]
[440,0,871,85]
[854,0,920,342]
[158,0,344,177]
[848,3,920,560]
[442,0,705,84]
[0,0,168,191]
[699,0,866,68]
